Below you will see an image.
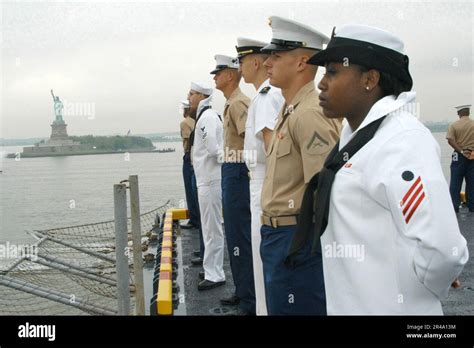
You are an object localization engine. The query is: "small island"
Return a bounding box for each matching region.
[6,135,175,158]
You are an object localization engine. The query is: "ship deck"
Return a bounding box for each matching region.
[147,205,474,315]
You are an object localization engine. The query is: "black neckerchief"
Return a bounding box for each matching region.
[189,105,211,148]
[285,115,387,266]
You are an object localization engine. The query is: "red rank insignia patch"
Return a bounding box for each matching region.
[400,176,425,224]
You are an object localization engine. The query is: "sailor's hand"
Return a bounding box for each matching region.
[462,149,471,158]
[451,278,461,288]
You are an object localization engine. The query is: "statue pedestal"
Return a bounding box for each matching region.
[50,120,69,141]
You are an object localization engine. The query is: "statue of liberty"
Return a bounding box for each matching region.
[50,89,64,123]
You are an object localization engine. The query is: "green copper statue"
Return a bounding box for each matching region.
[51,89,64,123]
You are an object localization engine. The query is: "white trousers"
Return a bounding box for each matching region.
[198,179,225,282]
[250,177,267,315]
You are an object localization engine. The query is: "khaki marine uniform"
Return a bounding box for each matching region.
[447,116,474,154]
[180,116,195,153]
[223,88,250,163]
[261,81,341,224]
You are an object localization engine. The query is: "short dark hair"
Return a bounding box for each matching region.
[358,66,412,97]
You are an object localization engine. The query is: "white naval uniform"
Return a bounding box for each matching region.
[321,92,469,315]
[192,96,225,282]
[243,79,284,315]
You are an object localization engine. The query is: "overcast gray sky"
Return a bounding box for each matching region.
[1,0,473,139]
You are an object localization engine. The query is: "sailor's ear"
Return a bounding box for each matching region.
[366,69,381,88]
[358,68,380,92]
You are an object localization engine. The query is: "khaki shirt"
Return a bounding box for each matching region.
[180,116,195,153]
[446,116,474,150]
[261,81,341,217]
[223,87,250,162]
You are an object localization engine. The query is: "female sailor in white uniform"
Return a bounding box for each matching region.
[291,24,469,315]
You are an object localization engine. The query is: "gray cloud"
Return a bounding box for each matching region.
[1,0,472,138]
